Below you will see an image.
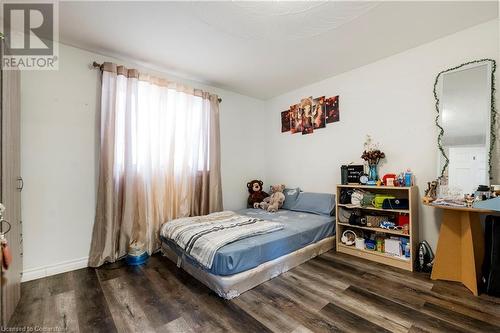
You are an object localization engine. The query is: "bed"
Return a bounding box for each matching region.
[160,195,336,299]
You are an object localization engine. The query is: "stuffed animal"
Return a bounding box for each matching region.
[423,180,438,204]
[258,184,286,212]
[247,180,269,208]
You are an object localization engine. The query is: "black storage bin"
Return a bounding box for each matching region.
[482,215,500,296]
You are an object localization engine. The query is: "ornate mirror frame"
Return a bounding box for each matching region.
[433,58,497,179]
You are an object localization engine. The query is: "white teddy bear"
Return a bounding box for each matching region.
[256,184,286,213]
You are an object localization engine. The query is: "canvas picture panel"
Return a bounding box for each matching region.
[325,95,340,123]
[281,110,291,132]
[301,96,314,135]
[312,96,326,129]
[290,104,303,134]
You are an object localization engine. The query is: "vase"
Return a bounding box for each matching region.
[368,164,378,182]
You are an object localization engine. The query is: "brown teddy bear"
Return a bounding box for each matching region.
[247,180,269,208]
[257,184,286,212]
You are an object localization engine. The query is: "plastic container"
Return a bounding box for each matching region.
[126,252,149,266]
[405,244,411,258]
[404,170,412,187]
[365,239,376,250]
[355,237,365,250]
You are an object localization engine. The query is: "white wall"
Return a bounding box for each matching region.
[263,19,499,250]
[21,19,499,281]
[20,43,266,281]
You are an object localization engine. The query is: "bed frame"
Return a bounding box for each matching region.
[161,236,335,299]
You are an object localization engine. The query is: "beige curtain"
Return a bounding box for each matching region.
[89,62,222,267]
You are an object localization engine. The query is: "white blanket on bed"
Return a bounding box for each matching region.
[161,211,284,269]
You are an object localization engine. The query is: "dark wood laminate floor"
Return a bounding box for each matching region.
[8,250,500,333]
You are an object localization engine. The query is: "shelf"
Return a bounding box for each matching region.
[337,222,410,237]
[337,184,414,190]
[337,243,411,264]
[337,203,409,214]
[336,184,418,272]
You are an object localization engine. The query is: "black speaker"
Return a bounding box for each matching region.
[341,165,348,185]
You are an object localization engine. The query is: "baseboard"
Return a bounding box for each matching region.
[22,257,89,282]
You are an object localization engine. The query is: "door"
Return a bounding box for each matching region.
[448,146,487,194]
[0,40,22,325]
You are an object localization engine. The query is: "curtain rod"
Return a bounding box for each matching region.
[92,62,222,103]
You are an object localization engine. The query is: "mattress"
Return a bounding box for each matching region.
[161,236,335,299]
[160,208,335,276]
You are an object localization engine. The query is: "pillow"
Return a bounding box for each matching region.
[290,192,336,216]
[282,187,301,210]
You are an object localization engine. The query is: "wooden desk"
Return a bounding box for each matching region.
[424,203,494,295]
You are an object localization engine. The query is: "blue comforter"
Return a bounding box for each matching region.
[161,208,335,276]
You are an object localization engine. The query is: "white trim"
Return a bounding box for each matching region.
[21,257,89,282]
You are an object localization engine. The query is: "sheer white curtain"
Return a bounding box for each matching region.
[89,63,222,267]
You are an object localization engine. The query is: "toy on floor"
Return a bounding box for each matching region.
[126,241,149,266]
[257,184,286,213]
[247,180,269,208]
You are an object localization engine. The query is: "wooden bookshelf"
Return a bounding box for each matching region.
[336,184,418,271]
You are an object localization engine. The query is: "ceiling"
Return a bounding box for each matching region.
[59,1,498,100]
